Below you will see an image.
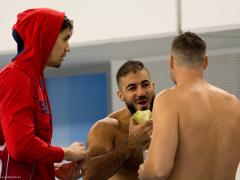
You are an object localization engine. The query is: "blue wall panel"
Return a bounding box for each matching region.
[46,73,108,146]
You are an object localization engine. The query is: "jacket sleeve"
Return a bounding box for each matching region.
[0,69,64,164]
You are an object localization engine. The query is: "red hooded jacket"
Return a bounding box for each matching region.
[0,8,65,179]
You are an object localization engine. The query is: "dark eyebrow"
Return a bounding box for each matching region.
[126,83,136,90]
[141,80,151,84]
[125,80,151,90]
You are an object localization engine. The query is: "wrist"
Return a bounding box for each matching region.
[63,147,70,161]
[127,137,138,153]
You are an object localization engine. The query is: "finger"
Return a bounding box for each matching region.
[143,122,153,132]
[140,126,153,136]
[143,119,153,126]
[137,120,152,130]
[129,116,135,126]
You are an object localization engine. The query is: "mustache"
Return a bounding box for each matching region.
[126,95,155,114]
[136,96,148,101]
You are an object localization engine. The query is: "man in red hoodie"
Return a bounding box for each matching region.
[0,8,87,179]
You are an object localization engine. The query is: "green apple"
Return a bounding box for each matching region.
[134,110,152,124]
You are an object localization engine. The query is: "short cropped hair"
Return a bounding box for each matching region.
[171,31,206,67]
[116,60,150,87]
[61,16,73,32]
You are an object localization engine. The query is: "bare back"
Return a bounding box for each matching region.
[168,80,240,180]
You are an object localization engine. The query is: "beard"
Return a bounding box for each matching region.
[125,94,155,115]
[53,62,62,68]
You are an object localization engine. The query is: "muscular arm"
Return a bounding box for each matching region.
[139,89,178,180]
[84,140,136,180]
[123,145,144,171]
[83,120,136,180]
[123,130,151,171]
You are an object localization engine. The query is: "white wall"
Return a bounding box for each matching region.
[110,59,126,111]
[0,0,177,52]
[182,0,240,31]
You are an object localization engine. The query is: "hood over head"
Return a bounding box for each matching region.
[12,8,65,77]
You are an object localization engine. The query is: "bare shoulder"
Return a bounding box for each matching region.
[209,84,240,104]
[88,117,120,138]
[88,107,129,139]
[87,117,120,154]
[107,107,126,119]
[155,88,177,104]
[225,91,240,111]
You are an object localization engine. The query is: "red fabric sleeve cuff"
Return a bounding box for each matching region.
[50,146,64,163]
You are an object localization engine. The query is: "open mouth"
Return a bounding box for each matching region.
[137,99,149,108]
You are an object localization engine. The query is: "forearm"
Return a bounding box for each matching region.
[141,173,168,180]
[83,139,135,180]
[123,145,143,171]
[3,116,63,164]
[140,159,170,180]
[8,133,64,164]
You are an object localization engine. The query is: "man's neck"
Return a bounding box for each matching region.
[175,67,204,86]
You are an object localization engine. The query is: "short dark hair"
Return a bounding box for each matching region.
[116,60,150,87]
[171,31,206,67]
[60,16,73,32]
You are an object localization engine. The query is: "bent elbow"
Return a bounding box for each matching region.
[8,149,23,161]
[146,169,170,180]
[8,144,26,161]
[151,163,173,180]
[155,170,171,180]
